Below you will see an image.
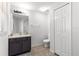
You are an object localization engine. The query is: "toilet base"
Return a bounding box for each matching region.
[43,42,50,48]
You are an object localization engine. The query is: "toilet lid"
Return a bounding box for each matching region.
[43,39,50,42]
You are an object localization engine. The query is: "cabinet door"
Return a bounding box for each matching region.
[9,38,22,56]
[22,37,31,52]
[54,3,71,56]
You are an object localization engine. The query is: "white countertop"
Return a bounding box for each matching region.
[8,34,31,39]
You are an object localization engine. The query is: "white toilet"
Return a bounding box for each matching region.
[43,39,50,48]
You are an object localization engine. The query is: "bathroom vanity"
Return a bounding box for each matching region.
[8,10,31,56]
[8,35,31,56]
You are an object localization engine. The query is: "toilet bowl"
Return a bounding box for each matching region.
[43,39,50,48]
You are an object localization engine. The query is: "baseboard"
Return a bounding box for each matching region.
[50,49,60,56]
[32,43,43,48]
[50,49,55,54]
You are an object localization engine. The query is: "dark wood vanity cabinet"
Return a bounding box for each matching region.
[8,36,31,56]
[9,38,22,56]
[22,37,31,52]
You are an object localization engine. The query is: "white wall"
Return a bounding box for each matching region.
[29,11,48,47]
[0,2,10,56]
[72,2,79,56]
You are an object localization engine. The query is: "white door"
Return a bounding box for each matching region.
[54,3,71,56]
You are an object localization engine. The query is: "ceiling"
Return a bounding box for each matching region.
[11,2,67,13]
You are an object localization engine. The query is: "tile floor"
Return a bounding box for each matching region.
[19,45,55,56]
[32,45,51,56]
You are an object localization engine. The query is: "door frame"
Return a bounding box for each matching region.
[53,3,72,56]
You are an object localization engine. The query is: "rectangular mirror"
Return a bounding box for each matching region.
[12,13,29,35]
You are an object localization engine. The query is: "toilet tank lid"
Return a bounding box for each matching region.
[43,39,50,42]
